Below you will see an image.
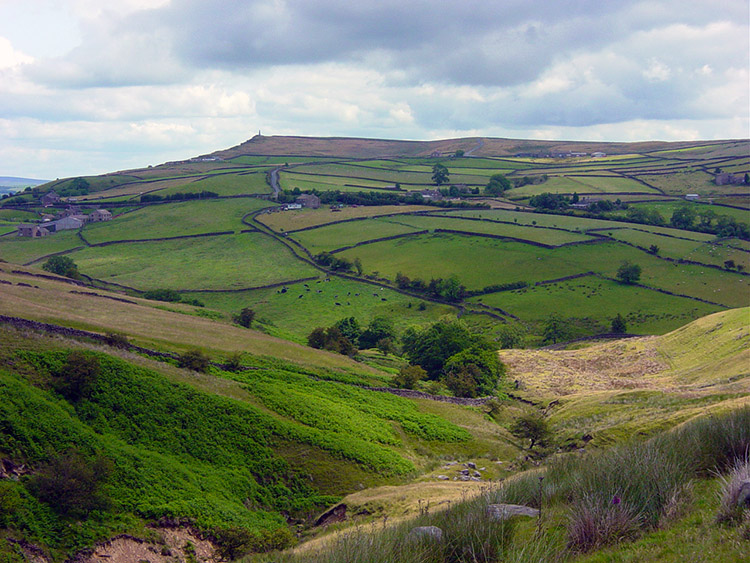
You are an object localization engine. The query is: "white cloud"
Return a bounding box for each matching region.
[0,37,33,69]
[0,0,747,178]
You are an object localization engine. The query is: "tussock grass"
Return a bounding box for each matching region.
[265,407,750,562]
[715,458,750,524]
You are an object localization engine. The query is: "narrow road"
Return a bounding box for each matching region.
[465,138,485,156]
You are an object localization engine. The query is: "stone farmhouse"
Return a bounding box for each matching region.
[16,224,50,237]
[16,208,111,236]
[39,190,60,207]
[296,194,321,209]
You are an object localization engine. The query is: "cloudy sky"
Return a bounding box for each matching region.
[1,0,748,179]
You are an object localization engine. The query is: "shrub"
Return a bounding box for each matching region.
[105,332,130,349]
[393,365,427,389]
[509,412,551,449]
[610,313,627,334]
[42,255,80,280]
[27,449,112,517]
[54,350,100,402]
[178,349,210,372]
[143,288,183,302]
[236,307,256,328]
[615,261,641,285]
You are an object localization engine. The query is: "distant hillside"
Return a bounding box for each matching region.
[208,134,745,160]
[0,176,48,195]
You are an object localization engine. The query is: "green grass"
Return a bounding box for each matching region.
[0,209,39,222]
[184,277,456,341]
[604,229,749,270]
[83,198,271,244]
[72,233,318,290]
[0,223,19,236]
[0,230,84,265]
[508,176,657,197]
[337,234,749,305]
[290,218,424,253]
[622,201,750,224]
[156,170,273,197]
[471,277,721,334]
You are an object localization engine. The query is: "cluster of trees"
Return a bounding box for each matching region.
[401,320,504,397]
[277,188,485,209]
[142,288,204,307]
[140,190,218,203]
[484,174,511,195]
[615,261,642,284]
[395,272,466,302]
[669,205,749,240]
[313,252,362,274]
[528,192,572,210]
[308,316,396,356]
[43,255,81,280]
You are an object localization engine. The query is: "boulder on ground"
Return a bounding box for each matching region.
[409,526,443,541]
[486,503,539,521]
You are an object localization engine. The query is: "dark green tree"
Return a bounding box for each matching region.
[443,345,504,396]
[178,349,211,372]
[402,320,483,379]
[542,313,567,344]
[42,255,81,279]
[335,317,361,343]
[393,365,427,389]
[236,307,255,328]
[670,205,697,230]
[509,413,552,449]
[28,450,111,517]
[358,316,395,349]
[611,313,627,334]
[616,261,642,285]
[432,163,450,186]
[55,351,100,402]
[484,173,511,195]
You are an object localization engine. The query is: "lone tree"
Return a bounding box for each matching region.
[509,413,552,450]
[543,313,568,344]
[42,255,80,280]
[235,307,255,328]
[432,163,450,186]
[616,261,642,285]
[611,313,627,334]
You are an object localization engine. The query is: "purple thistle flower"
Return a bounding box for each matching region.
[612,495,621,505]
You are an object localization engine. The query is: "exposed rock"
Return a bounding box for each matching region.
[466,462,477,470]
[472,471,481,478]
[409,526,443,541]
[0,458,29,480]
[459,469,470,475]
[436,475,450,480]
[486,504,540,521]
[314,504,347,527]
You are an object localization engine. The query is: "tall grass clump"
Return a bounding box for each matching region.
[715,457,750,524]
[665,407,750,474]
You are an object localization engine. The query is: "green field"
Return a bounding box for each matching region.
[155,170,273,197]
[605,228,750,270]
[185,277,455,341]
[72,233,318,290]
[507,175,657,198]
[336,233,749,307]
[83,198,271,244]
[0,230,84,264]
[471,276,722,334]
[623,200,750,224]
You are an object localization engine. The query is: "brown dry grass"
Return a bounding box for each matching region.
[0,263,381,376]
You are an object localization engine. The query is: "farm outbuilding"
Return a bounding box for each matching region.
[296,194,320,209]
